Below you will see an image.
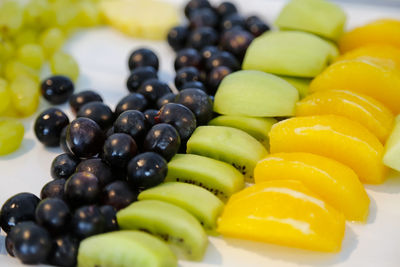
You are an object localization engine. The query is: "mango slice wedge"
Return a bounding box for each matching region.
[217,180,345,252]
[310,58,400,114]
[296,90,394,143]
[255,152,369,222]
[269,115,387,184]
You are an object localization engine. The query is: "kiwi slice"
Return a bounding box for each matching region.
[138,182,224,233]
[208,115,277,148]
[77,230,177,267]
[186,126,267,181]
[117,200,208,261]
[164,154,244,201]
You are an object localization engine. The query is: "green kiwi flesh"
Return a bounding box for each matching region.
[186,126,267,181]
[138,182,224,232]
[208,115,277,148]
[77,230,177,267]
[117,200,208,261]
[164,154,244,201]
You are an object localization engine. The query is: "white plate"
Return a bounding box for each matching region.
[1,0,400,266]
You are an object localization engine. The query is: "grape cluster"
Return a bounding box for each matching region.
[0,0,270,265]
[0,0,101,118]
[167,0,270,95]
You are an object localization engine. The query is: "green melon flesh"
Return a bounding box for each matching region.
[208,115,277,148]
[186,126,267,181]
[213,70,299,117]
[278,76,311,99]
[164,154,244,201]
[276,0,346,41]
[138,182,224,232]
[117,200,208,261]
[242,31,339,78]
[383,115,400,171]
[77,230,177,267]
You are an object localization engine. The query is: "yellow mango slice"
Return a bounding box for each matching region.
[217,180,345,252]
[254,152,369,222]
[339,19,400,53]
[335,44,400,69]
[310,58,400,114]
[269,115,387,184]
[296,90,394,142]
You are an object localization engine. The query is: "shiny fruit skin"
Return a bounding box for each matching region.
[184,0,212,18]
[7,222,52,264]
[115,93,148,116]
[216,2,238,18]
[0,192,40,233]
[156,92,176,109]
[187,27,219,50]
[220,28,254,61]
[0,119,24,155]
[126,66,157,93]
[51,153,80,180]
[77,102,114,130]
[64,171,101,207]
[76,158,114,187]
[144,109,160,127]
[71,205,105,240]
[41,75,74,105]
[137,78,172,108]
[40,179,66,200]
[101,181,138,211]
[35,198,71,234]
[128,48,159,71]
[127,152,168,190]
[113,110,149,144]
[207,66,232,94]
[189,8,219,29]
[34,108,70,147]
[175,66,201,89]
[176,88,213,125]
[144,123,181,161]
[180,80,207,92]
[205,51,240,71]
[60,126,72,154]
[157,103,197,140]
[69,90,103,114]
[48,235,79,267]
[100,205,119,232]
[245,15,270,37]
[167,25,189,51]
[66,117,105,158]
[220,13,245,32]
[102,133,138,169]
[174,48,202,70]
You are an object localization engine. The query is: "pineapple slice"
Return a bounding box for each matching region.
[100,0,180,40]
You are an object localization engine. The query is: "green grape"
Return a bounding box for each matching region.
[0,38,16,61]
[14,28,38,47]
[51,1,79,32]
[17,44,45,69]
[23,0,51,30]
[50,51,79,81]
[9,76,40,117]
[4,60,40,82]
[39,27,65,57]
[0,78,11,115]
[0,118,24,156]
[75,1,101,27]
[0,1,24,36]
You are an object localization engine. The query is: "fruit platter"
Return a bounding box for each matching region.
[1,0,400,266]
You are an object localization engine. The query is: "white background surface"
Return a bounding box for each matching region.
[1,0,400,266]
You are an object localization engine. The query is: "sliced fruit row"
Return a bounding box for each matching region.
[215,2,400,253]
